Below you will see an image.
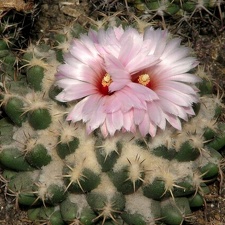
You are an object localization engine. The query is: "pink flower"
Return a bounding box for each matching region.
[127,28,201,137]
[55,26,159,136]
[55,26,200,137]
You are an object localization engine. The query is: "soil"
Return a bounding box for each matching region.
[0,0,225,224]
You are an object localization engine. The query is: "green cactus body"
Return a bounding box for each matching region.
[0,22,224,225]
[130,0,224,20]
[3,96,27,126]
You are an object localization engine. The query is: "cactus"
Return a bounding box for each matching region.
[0,20,225,225]
[0,2,37,101]
[128,0,224,17]
[0,2,37,49]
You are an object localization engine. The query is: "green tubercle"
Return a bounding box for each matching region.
[25,143,52,168]
[63,166,101,193]
[142,178,168,200]
[3,96,26,126]
[161,197,191,225]
[56,136,80,159]
[28,108,52,130]
[0,148,33,171]
[26,65,45,91]
[174,141,200,162]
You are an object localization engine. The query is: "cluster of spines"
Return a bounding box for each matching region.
[128,0,224,21]
[129,0,224,12]
[0,3,37,49]
[0,22,225,225]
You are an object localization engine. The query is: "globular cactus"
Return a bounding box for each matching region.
[0,20,225,225]
[0,1,37,49]
[0,1,37,96]
[127,0,224,21]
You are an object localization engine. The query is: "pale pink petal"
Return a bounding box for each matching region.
[97,28,121,58]
[104,55,130,91]
[81,94,104,119]
[55,77,81,88]
[157,88,198,105]
[158,98,179,116]
[113,26,125,39]
[162,81,198,95]
[85,103,107,131]
[70,44,103,74]
[127,83,159,101]
[160,46,190,63]
[144,28,167,56]
[111,110,124,130]
[126,54,160,74]
[100,122,108,138]
[67,98,88,122]
[133,108,145,125]
[57,63,101,84]
[148,122,157,137]
[55,83,97,101]
[123,110,136,133]
[105,115,116,136]
[104,88,147,112]
[146,101,163,126]
[118,28,143,66]
[170,73,202,83]
[109,81,129,93]
[165,114,182,130]
[138,113,150,137]
[159,38,181,57]
[102,94,123,113]
[87,29,98,42]
[156,90,194,107]
[121,87,149,109]
[184,106,195,116]
[157,114,166,130]
[162,58,197,74]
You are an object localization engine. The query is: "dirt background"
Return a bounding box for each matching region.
[0,0,225,224]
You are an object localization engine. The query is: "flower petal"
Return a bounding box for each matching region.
[138,113,150,137]
[165,113,182,130]
[133,108,145,125]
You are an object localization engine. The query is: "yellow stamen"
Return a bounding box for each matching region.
[138,74,150,86]
[102,73,112,87]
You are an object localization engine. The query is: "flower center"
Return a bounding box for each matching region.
[102,73,112,87]
[99,73,113,95]
[138,74,151,86]
[133,72,155,89]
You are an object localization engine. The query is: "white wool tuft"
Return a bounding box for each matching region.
[69,193,89,216]
[38,159,65,198]
[125,191,155,224]
[65,128,101,173]
[93,173,117,200]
